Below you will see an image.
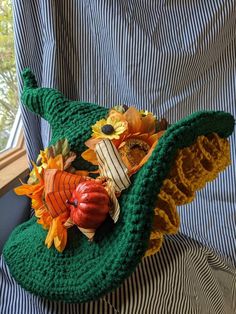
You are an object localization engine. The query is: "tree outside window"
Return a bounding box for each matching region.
[0,0,18,152]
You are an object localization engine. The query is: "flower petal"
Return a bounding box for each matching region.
[108,109,127,121]
[140,114,156,134]
[85,137,102,149]
[54,233,67,253]
[81,149,99,165]
[44,214,69,252]
[14,184,37,195]
[75,170,90,176]
[147,131,165,145]
[37,210,53,229]
[47,154,64,170]
[63,152,77,170]
[92,119,107,136]
[54,220,68,252]
[45,219,57,249]
[124,107,142,133]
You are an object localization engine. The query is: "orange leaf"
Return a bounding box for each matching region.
[148,131,165,145]
[85,137,102,150]
[14,183,44,199]
[108,109,127,122]
[124,107,142,134]
[47,155,64,170]
[32,198,44,211]
[63,152,77,170]
[75,170,90,176]
[81,148,99,165]
[31,162,44,185]
[37,210,53,229]
[45,214,69,252]
[14,184,36,195]
[54,232,67,253]
[45,219,57,249]
[54,215,69,252]
[140,114,156,134]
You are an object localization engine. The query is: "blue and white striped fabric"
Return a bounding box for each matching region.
[1,0,235,313]
[1,234,235,314]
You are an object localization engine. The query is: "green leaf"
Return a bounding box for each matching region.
[61,139,70,156]
[47,139,71,157]
[54,140,62,155]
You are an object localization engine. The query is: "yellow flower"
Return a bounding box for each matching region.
[45,213,69,253]
[15,163,45,213]
[92,116,127,140]
[83,107,165,175]
[139,109,150,116]
[112,104,126,113]
[37,148,49,165]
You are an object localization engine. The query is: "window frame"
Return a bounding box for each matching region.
[3,108,22,151]
[0,1,29,195]
[0,122,29,196]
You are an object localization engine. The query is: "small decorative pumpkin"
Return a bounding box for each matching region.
[67,180,110,229]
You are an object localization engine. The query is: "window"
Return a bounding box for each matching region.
[0,0,19,152]
[0,1,28,195]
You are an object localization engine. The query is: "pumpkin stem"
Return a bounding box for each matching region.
[66,199,78,207]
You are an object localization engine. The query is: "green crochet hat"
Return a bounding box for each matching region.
[3,69,234,303]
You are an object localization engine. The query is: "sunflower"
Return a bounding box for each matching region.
[92,116,128,140]
[115,132,164,175]
[14,142,80,253]
[15,163,52,227]
[82,107,166,175]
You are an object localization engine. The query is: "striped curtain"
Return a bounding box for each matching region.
[1,0,235,313]
[13,0,236,160]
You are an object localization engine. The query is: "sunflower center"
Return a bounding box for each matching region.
[119,138,150,167]
[101,124,115,135]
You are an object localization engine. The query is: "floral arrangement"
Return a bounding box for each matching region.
[15,105,168,253]
[15,139,82,252]
[82,105,167,176]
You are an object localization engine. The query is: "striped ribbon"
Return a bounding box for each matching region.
[95,139,131,222]
[95,139,131,193]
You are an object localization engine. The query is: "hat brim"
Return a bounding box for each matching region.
[3,111,234,303]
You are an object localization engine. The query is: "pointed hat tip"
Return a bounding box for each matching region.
[22,68,38,88]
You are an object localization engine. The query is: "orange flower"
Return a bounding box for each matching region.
[15,163,44,210]
[37,209,53,229]
[47,154,64,170]
[14,164,53,232]
[45,212,69,253]
[14,140,93,253]
[123,107,156,134]
[116,131,164,175]
[15,164,80,252]
[82,107,165,175]
[108,109,127,122]
[81,147,99,165]
[37,147,49,165]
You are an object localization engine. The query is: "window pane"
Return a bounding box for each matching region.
[0,0,18,152]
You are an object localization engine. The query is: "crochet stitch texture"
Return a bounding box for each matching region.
[147,133,230,256]
[3,69,235,303]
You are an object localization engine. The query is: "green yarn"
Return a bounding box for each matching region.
[3,69,235,303]
[21,69,109,162]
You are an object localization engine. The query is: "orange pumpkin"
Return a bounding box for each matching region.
[68,180,110,229]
